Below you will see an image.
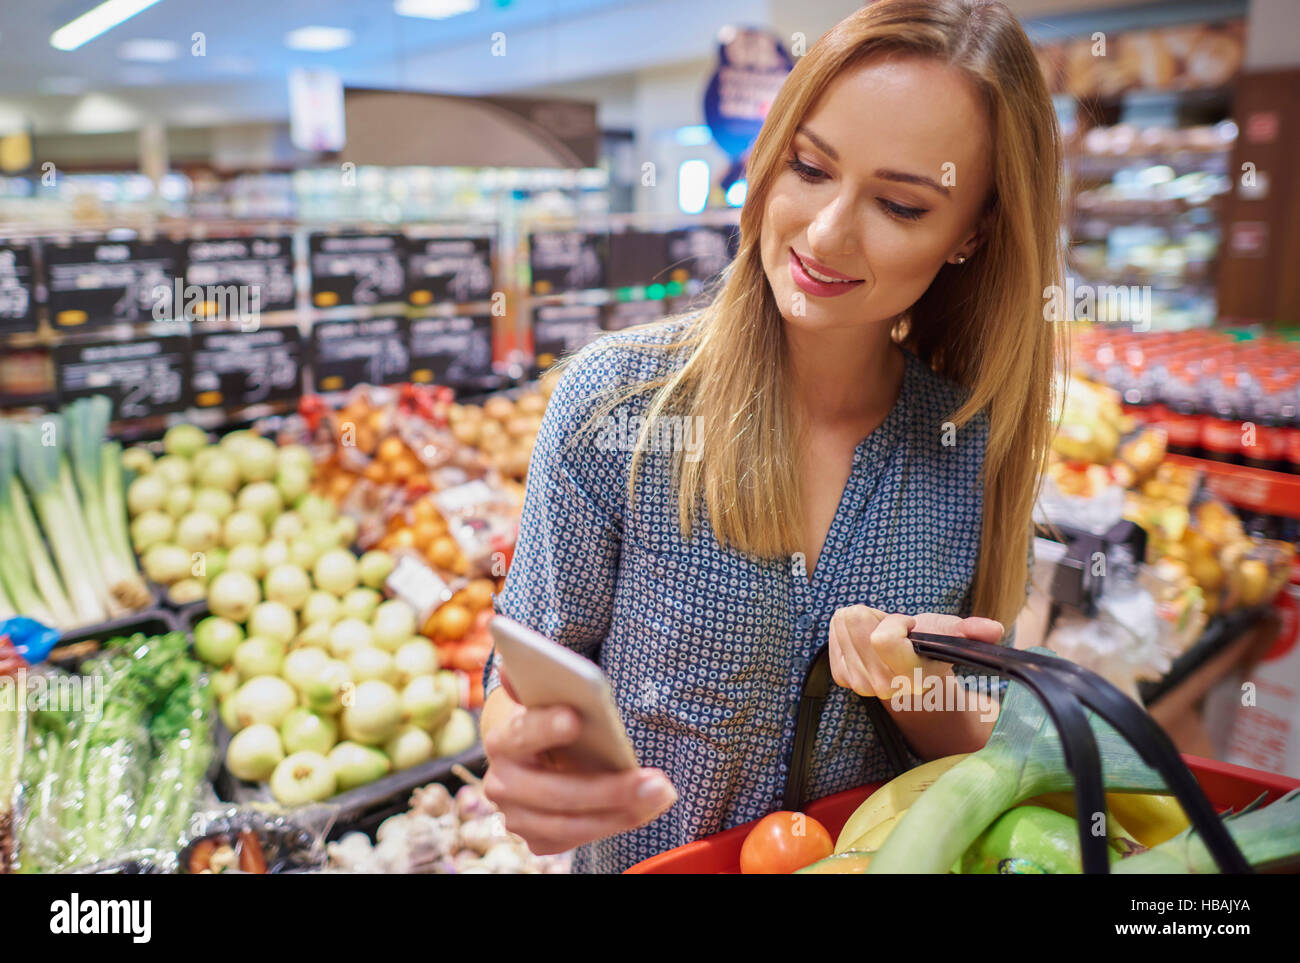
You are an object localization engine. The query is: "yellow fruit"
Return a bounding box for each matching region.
[1105,792,1190,848]
[834,753,969,853]
[842,812,900,853]
[796,852,873,874]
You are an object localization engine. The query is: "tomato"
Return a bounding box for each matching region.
[739,811,834,874]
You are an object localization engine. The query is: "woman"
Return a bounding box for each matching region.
[480,0,1064,873]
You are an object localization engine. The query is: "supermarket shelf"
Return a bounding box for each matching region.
[1167,454,1300,520]
[1139,605,1272,707]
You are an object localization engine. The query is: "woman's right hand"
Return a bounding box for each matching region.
[481,698,679,856]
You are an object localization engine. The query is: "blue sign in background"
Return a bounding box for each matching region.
[703,26,794,160]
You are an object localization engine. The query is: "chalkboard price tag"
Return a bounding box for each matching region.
[192,326,303,409]
[311,315,411,392]
[666,225,738,282]
[409,314,494,389]
[0,241,37,334]
[54,333,192,419]
[183,236,296,318]
[528,230,608,295]
[532,303,602,370]
[44,238,185,328]
[407,237,493,306]
[308,233,406,308]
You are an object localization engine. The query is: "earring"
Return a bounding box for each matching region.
[952,254,968,264]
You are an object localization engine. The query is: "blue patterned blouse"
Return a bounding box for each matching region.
[484,319,992,874]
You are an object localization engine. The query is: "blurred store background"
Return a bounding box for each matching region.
[2,0,1300,845]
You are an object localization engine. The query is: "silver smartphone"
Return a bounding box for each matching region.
[489,615,639,772]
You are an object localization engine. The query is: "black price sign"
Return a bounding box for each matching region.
[192,326,303,409]
[54,334,191,419]
[308,233,406,308]
[666,225,738,281]
[528,230,608,295]
[409,314,494,388]
[183,236,296,318]
[44,239,185,328]
[407,237,493,306]
[533,303,602,369]
[602,298,667,332]
[311,316,410,392]
[0,241,37,333]
[607,231,670,289]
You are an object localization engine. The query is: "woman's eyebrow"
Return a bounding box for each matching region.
[875,169,951,198]
[794,125,950,199]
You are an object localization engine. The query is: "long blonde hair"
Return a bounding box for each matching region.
[582,0,1064,628]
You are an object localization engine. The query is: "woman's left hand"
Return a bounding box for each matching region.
[827,607,1005,700]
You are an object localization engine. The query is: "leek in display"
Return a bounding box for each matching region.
[0,426,74,629]
[13,419,109,625]
[64,397,150,610]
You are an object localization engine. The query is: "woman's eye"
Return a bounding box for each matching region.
[786,156,826,183]
[880,199,927,222]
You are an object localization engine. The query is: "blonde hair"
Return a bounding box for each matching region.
[579,0,1065,628]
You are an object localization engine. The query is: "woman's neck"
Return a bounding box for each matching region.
[785,318,904,427]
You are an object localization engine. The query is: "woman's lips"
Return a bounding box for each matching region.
[788,249,864,298]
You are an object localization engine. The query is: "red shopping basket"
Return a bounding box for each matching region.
[626,630,1300,874]
[625,755,1300,873]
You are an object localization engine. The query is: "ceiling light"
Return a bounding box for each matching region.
[395,0,479,19]
[284,26,354,52]
[51,0,163,52]
[118,37,178,61]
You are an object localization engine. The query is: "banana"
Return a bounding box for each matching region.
[842,812,900,853]
[1106,792,1190,848]
[835,753,970,854]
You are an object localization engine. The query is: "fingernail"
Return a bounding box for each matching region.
[638,775,675,807]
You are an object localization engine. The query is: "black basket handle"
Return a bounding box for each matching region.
[783,631,1251,874]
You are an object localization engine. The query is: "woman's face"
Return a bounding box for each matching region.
[760,56,994,331]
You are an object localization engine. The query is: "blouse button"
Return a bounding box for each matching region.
[795,613,812,632]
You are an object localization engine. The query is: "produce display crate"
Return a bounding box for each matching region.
[47,608,182,663]
[625,756,1300,874]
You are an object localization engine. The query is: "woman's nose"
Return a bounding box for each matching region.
[807,193,858,263]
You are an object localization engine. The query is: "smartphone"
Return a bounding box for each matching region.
[489,615,639,772]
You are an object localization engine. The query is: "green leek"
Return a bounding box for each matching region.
[64,398,149,610]
[868,666,1169,874]
[0,424,73,628]
[14,419,107,626]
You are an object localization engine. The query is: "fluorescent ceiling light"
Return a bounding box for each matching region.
[51,0,163,52]
[395,0,479,19]
[285,26,354,51]
[118,37,178,61]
